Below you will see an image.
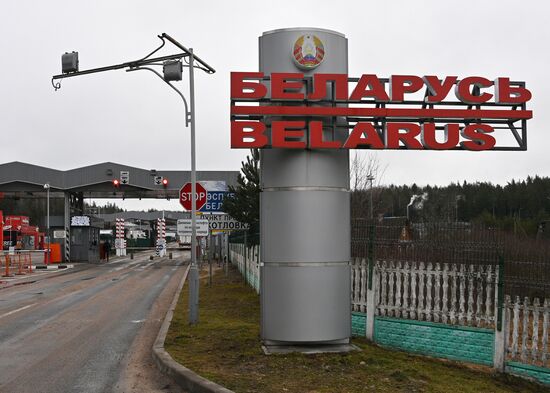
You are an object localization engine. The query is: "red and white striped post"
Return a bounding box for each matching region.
[156,218,166,257]
[115,218,126,256]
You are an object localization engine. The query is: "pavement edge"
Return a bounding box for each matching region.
[152,264,234,393]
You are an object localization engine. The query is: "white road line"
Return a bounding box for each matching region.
[109,258,149,272]
[130,319,145,323]
[0,303,37,319]
[2,270,52,282]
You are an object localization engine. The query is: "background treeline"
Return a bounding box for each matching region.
[353,176,550,237]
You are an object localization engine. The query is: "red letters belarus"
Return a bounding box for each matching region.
[230,72,532,151]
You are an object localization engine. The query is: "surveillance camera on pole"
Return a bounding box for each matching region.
[163,60,183,81]
[61,52,79,74]
[51,33,215,325]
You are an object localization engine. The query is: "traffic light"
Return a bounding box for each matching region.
[113,179,120,187]
[162,178,169,188]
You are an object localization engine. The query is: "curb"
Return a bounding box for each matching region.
[34,264,74,270]
[152,264,234,393]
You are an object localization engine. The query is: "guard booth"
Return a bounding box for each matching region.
[70,215,102,262]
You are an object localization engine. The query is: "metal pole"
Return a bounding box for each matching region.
[188,48,199,325]
[47,186,50,265]
[64,192,70,263]
[225,233,229,276]
[209,238,213,287]
[244,231,248,285]
[369,178,374,220]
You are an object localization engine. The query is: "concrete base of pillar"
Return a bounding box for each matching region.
[262,342,359,355]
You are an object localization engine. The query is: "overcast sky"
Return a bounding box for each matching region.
[2,0,548,210]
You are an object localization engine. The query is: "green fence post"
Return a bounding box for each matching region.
[494,253,507,371]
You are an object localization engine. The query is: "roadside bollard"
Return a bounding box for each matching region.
[3,255,10,277]
[169,252,172,259]
[17,254,23,275]
[224,256,228,276]
[150,255,154,260]
[130,253,134,260]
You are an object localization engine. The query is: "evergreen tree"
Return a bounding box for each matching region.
[222,149,260,242]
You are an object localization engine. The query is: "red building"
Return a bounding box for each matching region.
[2,214,44,250]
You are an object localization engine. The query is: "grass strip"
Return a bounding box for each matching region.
[166,266,548,393]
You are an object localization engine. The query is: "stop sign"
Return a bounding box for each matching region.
[179,182,208,211]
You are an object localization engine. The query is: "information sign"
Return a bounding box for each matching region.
[204,214,249,231]
[177,219,209,236]
[120,171,130,185]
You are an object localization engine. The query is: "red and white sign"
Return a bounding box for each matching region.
[179,182,208,211]
[230,72,532,151]
[5,216,30,230]
[115,218,126,250]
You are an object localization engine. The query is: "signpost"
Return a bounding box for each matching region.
[70,216,91,227]
[230,73,532,151]
[177,219,209,236]
[204,214,249,231]
[179,182,207,211]
[120,171,130,185]
[200,191,232,213]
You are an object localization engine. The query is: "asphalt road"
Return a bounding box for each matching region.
[0,250,188,393]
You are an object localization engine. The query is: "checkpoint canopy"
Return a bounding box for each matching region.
[0,162,239,200]
[0,161,239,262]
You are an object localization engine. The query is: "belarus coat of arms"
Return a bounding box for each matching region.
[292,34,325,70]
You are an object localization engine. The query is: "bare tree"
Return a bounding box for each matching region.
[350,152,387,220]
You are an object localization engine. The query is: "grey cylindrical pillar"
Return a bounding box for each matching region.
[259,28,350,345]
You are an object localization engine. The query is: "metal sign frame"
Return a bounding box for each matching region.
[231,75,530,151]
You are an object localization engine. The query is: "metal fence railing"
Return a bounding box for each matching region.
[352,219,550,300]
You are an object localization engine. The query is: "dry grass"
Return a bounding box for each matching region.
[165,266,549,393]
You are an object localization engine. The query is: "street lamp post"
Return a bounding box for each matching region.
[51,33,215,325]
[187,48,200,322]
[44,183,50,264]
[366,174,375,219]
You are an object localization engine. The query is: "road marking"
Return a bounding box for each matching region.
[109,258,148,272]
[1,269,59,284]
[105,256,132,265]
[130,319,145,323]
[0,303,37,319]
